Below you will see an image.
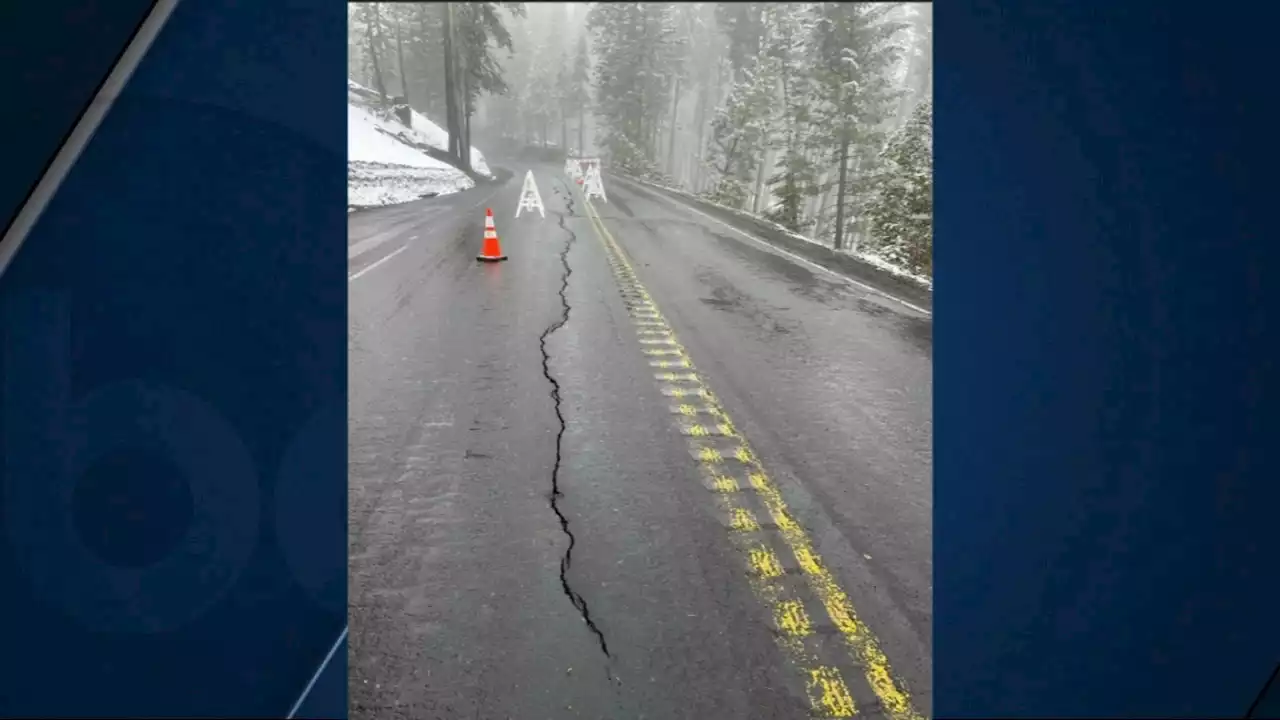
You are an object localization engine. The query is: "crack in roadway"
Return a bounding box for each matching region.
[555,180,578,217]
[540,195,614,667]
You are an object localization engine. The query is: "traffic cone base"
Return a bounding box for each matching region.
[477,207,507,261]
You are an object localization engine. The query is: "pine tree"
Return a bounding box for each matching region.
[808,2,907,250]
[349,4,394,101]
[704,54,775,207]
[407,4,448,117]
[702,1,777,207]
[661,3,701,180]
[715,3,769,74]
[588,2,685,175]
[587,3,641,168]
[437,2,524,169]
[763,2,820,231]
[687,3,728,192]
[865,98,931,276]
[891,3,932,132]
[460,3,524,162]
[348,5,368,88]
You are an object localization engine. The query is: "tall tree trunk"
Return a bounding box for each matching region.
[922,52,933,100]
[803,169,822,228]
[368,5,387,99]
[461,64,473,172]
[720,136,739,177]
[395,18,409,103]
[917,17,933,100]
[666,78,682,176]
[833,129,850,251]
[417,10,440,117]
[778,69,793,203]
[454,7,472,172]
[895,16,933,130]
[650,115,660,164]
[697,58,725,193]
[692,93,708,191]
[578,107,585,154]
[808,178,829,237]
[442,3,461,161]
[848,152,865,252]
[812,174,834,238]
[417,7,448,117]
[752,147,771,214]
[893,44,920,129]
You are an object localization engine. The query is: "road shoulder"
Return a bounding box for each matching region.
[608,172,932,315]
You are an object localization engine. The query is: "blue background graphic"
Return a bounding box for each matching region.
[935,0,1277,716]
[0,0,347,716]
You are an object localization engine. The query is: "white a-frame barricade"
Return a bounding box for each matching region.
[569,156,599,185]
[583,163,607,203]
[516,169,545,219]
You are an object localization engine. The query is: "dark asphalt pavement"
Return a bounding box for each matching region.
[348,162,932,719]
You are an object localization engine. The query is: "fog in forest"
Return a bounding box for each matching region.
[349,2,932,279]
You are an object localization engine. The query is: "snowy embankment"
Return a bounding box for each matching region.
[347,80,492,210]
[348,105,471,208]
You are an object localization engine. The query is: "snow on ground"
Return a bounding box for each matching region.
[349,105,453,169]
[348,79,492,178]
[766,214,932,289]
[346,79,496,209]
[348,161,473,209]
[408,111,492,178]
[348,103,474,209]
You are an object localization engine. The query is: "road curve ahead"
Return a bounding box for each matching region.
[348,162,932,720]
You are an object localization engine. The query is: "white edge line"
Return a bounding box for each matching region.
[348,244,407,282]
[286,624,348,719]
[346,189,501,280]
[612,175,932,317]
[0,0,182,280]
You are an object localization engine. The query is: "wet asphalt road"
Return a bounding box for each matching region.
[347,162,932,719]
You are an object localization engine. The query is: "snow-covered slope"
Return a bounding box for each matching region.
[347,79,493,209]
[347,81,491,173]
[405,111,492,178]
[349,105,452,169]
[348,103,474,208]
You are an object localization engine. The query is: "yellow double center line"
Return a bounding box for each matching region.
[580,193,921,720]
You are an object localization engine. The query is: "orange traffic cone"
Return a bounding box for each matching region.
[477,208,507,262]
